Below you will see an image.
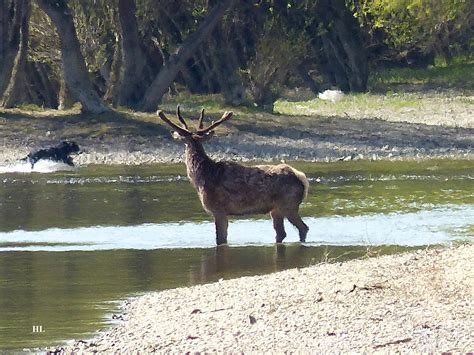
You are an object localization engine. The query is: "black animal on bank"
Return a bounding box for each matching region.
[21,141,81,168]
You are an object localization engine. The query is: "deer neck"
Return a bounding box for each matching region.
[184,140,214,188]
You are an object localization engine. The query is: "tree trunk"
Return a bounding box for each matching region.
[0,0,25,98]
[1,0,30,108]
[139,0,235,112]
[104,33,122,104]
[26,61,59,108]
[322,34,352,91]
[0,0,7,74]
[310,0,368,92]
[58,66,75,110]
[115,0,148,108]
[296,66,320,94]
[206,0,244,105]
[197,48,220,93]
[35,0,109,114]
[208,28,244,105]
[180,58,205,93]
[332,2,368,91]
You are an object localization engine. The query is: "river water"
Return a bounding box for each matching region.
[0,160,472,350]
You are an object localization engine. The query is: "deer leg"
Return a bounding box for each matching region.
[286,212,309,242]
[270,210,286,243]
[214,214,228,245]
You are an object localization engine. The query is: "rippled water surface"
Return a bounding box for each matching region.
[0,160,472,350]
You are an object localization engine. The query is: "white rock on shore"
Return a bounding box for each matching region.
[55,244,473,353]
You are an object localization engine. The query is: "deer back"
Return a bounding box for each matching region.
[197,162,307,216]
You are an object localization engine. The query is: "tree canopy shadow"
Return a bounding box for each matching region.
[1,109,472,158]
[0,110,171,150]
[232,114,473,151]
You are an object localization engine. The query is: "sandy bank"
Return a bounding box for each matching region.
[54,243,473,353]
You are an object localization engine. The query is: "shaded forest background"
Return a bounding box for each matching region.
[0,0,472,114]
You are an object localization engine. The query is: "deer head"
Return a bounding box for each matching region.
[157,106,233,143]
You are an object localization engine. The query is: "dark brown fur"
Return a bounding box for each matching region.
[158,108,309,245]
[21,141,81,168]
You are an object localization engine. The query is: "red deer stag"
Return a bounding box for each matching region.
[157,107,309,245]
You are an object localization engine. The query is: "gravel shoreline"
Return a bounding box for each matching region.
[53,244,473,353]
[1,119,472,166]
[1,90,473,166]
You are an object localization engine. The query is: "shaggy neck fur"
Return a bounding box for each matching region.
[184,140,215,188]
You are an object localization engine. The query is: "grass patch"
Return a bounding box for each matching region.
[274,91,423,117]
[274,62,473,119]
[14,103,45,112]
[369,62,474,90]
[160,93,226,113]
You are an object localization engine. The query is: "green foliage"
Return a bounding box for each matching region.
[355,0,474,60]
[70,0,117,72]
[235,0,314,110]
[136,0,206,53]
[28,0,115,82]
[16,0,474,110]
[14,103,45,111]
[28,3,61,69]
[240,28,309,110]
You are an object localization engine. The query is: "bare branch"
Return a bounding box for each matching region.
[139,0,235,111]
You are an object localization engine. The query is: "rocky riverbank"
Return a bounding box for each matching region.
[52,243,473,353]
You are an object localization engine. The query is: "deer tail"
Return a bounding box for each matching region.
[289,166,309,200]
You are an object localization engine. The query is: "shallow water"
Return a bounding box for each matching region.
[1,206,472,251]
[0,160,472,350]
[0,159,77,174]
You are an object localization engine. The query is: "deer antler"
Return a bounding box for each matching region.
[197,109,205,130]
[176,105,189,129]
[158,108,233,136]
[198,111,233,134]
[157,110,191,136]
